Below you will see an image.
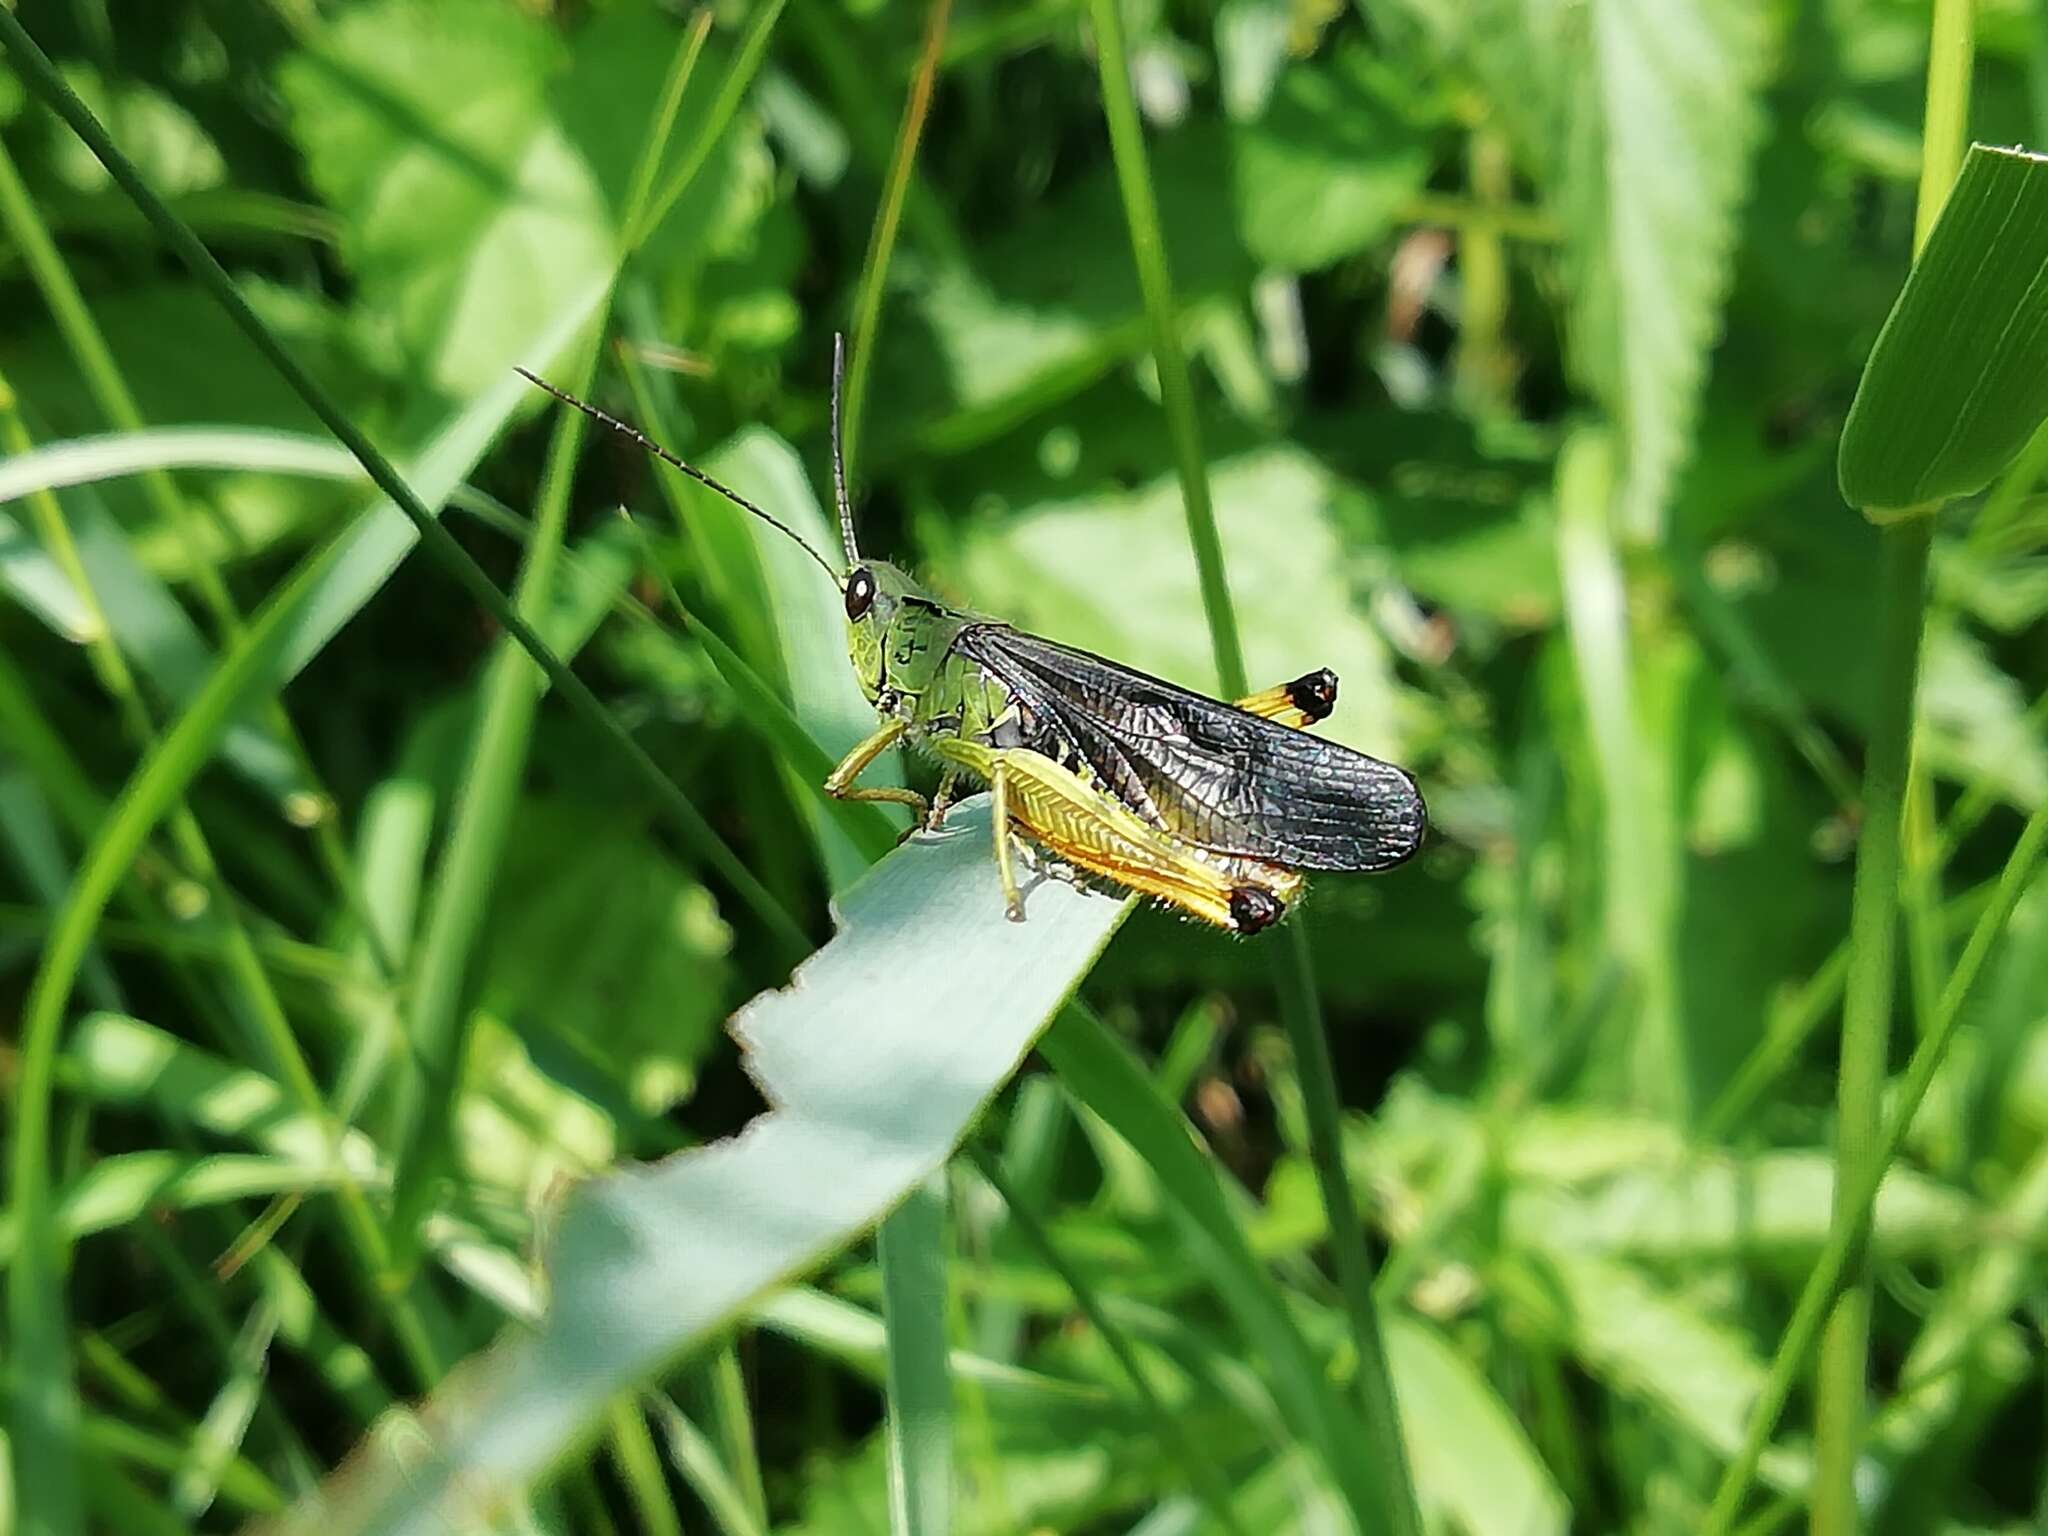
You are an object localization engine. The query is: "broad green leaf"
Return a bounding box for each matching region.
[478,797,732,1116]
[1230,48,1432,273]
[1557,0,1766,538]
[1387,1317,1569,1536]
[1542,1252,1806,1491]
[265,801,1129,1535]
[1840,145,2048,512]
[277,0,614,397]
[1508,1149,1972,1261]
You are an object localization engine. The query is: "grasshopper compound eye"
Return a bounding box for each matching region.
[845,567,877,621]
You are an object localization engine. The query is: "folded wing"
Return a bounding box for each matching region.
[953,625,1426,872]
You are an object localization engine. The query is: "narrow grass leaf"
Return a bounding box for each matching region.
[0,1151,371,1265]
[748,1288,1110,1407]
[1840,145,2048,513]
[878,1175,953,1536]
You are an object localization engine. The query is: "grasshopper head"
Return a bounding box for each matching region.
[844,560,950,704]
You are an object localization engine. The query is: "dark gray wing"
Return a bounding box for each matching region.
[952,625,1425,872]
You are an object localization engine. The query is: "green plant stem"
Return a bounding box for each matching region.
[0,9,810,966]
[1812,3,1971,1525]
[1811,519,1933,1533]
[1086,4,1420,1528]
[840,0,950,484]
[1701,791,2048,1534]
[1087,0,1243,699]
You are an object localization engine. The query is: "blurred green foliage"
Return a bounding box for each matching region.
[2,0,2048,1532]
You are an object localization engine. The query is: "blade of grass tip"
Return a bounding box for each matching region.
[839,0,950,482]
[968,1145,1252,1536]
[1085,4,1420,1527]
[383,378,590,1265]
[631,0,789,251]
[877,1175,953,1536]
[621,9,715,241]
[1813,6,1970,1526]
[0,10,811,965]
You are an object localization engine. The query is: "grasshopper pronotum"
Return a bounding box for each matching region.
[517,342,1425,934]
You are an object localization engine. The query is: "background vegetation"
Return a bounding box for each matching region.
[0,0,2045,1531]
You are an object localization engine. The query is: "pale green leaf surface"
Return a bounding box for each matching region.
[277,0,614,398]
[1230,49,1431,272]
[1546,1252,1806,1491]
[1840,145,2048,511]
[266,801,1129,1535]
[1387,1317,1569,1536]
[1508,1150,1972,1261]
[1561,0,1765,537]
[0,1151,368,1265]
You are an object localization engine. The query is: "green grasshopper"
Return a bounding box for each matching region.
[516,344,1424,934]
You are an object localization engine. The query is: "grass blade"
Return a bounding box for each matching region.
[878,1175,953,1536]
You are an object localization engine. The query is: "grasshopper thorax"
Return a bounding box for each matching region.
[844,560,963,707]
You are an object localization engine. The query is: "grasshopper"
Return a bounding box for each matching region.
[516,344,1425,934]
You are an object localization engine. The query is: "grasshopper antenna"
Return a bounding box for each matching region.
[513,366,844,587]
[830,333,860,566]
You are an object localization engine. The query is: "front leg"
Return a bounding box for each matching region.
[824,719,928,824]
